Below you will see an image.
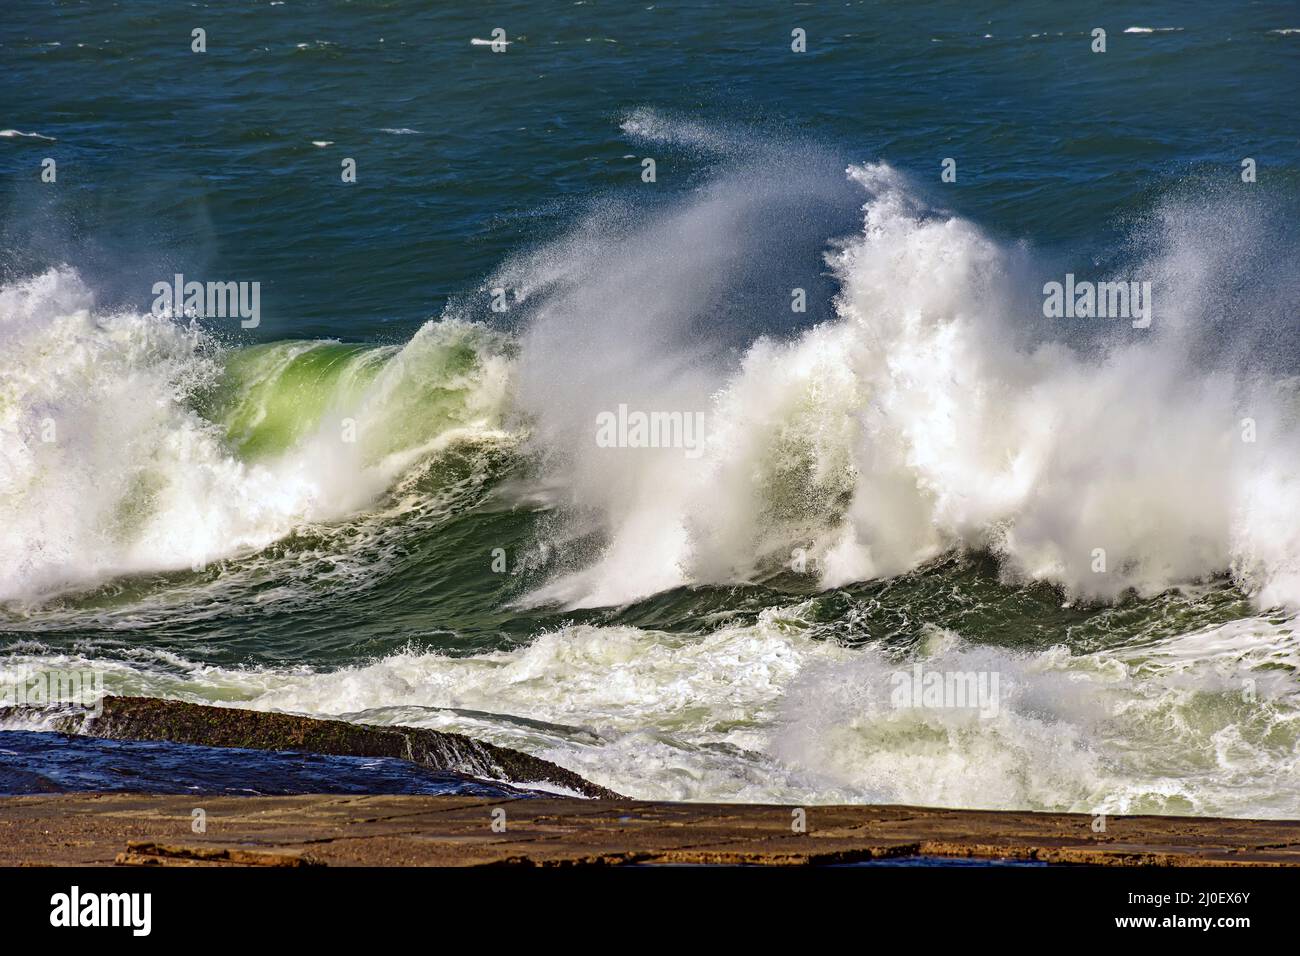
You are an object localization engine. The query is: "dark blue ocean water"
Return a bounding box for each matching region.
[0,728,531,796]
[4,1,1297,338]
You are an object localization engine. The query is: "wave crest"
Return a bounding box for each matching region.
[0,268,515,603]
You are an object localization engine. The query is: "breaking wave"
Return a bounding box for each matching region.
[5,114,1300,815]
[0,268,514,603]
[4,145,1300,614]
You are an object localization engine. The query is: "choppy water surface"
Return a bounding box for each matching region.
[2,1,1299,814]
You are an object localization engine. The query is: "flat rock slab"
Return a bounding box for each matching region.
[3,794,1299,866]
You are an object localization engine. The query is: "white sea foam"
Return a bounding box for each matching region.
[6,145,1300,615]
[497,154,1300,613]
[0,269,514,603]
[13,603,1297,814]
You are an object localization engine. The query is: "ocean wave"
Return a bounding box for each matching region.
[497,159,1300,612]
[0,268,516,604]
[7,603,1297,814]
[5,143,1300,619]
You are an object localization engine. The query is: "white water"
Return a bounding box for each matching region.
[4,601,1297,815]
[0,269,513,603]
[5,155,1299,611]
[499,156,1300,612]
[4,132,1300,816]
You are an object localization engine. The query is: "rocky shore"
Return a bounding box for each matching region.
[0,696,621,799]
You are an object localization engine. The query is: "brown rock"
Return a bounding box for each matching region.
[0,696,621,799]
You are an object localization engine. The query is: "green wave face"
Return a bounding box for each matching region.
[207,342,390,460]
[203,321,516,466]
[350,321,516,467]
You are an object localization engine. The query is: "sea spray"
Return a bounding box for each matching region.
[6,161,1300,614]
[499,160,1300,611]
[0,270,515,602]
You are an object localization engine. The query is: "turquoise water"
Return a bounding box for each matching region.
[2,2,1300,814]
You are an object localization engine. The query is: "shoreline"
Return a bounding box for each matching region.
[4,793,1299,867]
[1,697,1298,867]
